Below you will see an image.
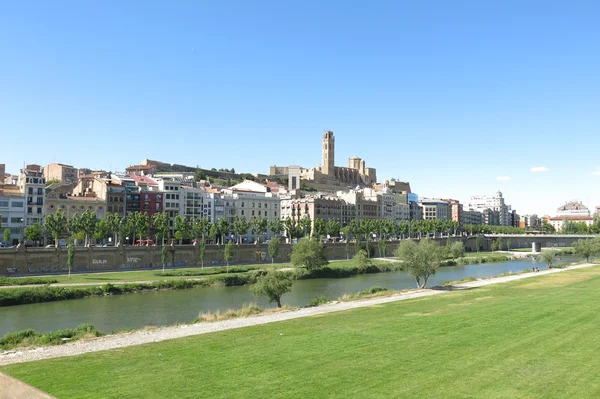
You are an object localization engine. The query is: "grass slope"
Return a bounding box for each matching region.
[5,267,600,398]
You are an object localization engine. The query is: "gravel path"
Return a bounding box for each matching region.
[0,278,208,290]
[0,262,596,366]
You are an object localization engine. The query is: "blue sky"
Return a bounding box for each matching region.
[1,1,599,216]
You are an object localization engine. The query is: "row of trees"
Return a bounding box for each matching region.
[28,208,600,250]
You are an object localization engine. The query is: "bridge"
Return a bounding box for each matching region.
[465,234,597,253]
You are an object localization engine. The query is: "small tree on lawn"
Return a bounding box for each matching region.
[573,239,598,262]
[249,269,293,308]
[3,228,10,244]
[450,241,465,259]
[199,241,206,268]
[290,237,328,270]
[268,238,280,264]
[224,240,234,271]
[354,249,371,272]
[394,239,445,288]
[475,235,482,253]
[67,236,76,279]
[496,237,504,251]
[539,250,557,269]
[161,244,168,272]
[377,238,388,258]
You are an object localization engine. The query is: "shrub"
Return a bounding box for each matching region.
[290,238,328,270]
[306,295,329,307]
[0,277,58,286]
[0,324,103,350]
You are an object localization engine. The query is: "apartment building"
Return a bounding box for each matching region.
[468,191,510,226]
[0,185,25,245]
[419,198,450,221]
[43,163,78,184]
[17,165,46,229]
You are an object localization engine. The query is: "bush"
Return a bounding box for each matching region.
[0,277,58,286]
[306,295,329,307]
[290,238,328,270]
[0,323,103,350]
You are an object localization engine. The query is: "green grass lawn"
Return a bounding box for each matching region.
[4,266,600,398]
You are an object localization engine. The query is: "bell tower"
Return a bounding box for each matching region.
[322,130,335,177]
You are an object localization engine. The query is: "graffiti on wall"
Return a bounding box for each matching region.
[93,259,108,264]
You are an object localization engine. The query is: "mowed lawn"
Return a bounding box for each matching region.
[5,267,600,398]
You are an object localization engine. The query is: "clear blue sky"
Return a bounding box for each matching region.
[1,1,599,216]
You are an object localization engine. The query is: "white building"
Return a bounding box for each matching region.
[17,166,46,232]
[221,180,281,241]
[556,201,590,217]
[419,198,450,221]
[181,186,213,222]
[0,185,25,245]
[468,190,510,226]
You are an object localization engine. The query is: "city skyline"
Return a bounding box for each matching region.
[2,1,599,216]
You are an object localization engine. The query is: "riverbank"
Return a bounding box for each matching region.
[0,260,403,306]
[1,261,596,366]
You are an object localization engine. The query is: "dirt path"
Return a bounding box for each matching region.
[1,262,596,366]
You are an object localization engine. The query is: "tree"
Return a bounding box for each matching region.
[198,241,206,268]
[68,213,83,245]
[80,210,98,246]
[394,239,445,288]
[290,237,328,270]
[573,239,599,262]
[152,212,170,245]
[233,216,250,244]
[313,218,327,239]
[24,223,42,245]
[194,167,207,182]
[216,218,230,245]
[44,210,67,248]
[67,236,76,279]
[250,216,267,244]
[173,215,191,245]
[104,213,122,245]
[224,240,234,270]
[449,241,465,259]
[299,217,312,238]
[3,228,10,244]
[326,220,340,239]
[268,237,280,264]
[354,249,371,271]
[93,219,110,244]
[496,237,504,251]
[377,238,388,258]
[249,269,293,308]
[475,235,483,253]
[539,250,557,268]
[161,244,168,272]
[268,219,284,239]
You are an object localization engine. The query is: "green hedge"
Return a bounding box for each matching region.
[0,277,58,286]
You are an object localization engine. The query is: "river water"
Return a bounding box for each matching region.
[0,256,581,336]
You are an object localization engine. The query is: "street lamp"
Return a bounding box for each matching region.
[20,218,24,245]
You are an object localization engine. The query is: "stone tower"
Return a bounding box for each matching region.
[322,130,335,177]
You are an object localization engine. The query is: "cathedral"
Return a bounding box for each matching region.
[270,130,377,187]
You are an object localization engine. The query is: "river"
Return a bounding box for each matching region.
[0,256,581,336]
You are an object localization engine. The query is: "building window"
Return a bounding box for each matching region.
[258,211,261,216]
[0,201,9,207]
[259,203,261,208]
[241,202,244,207]
[252,210,255,216]
[241,210,244,216]
[27,207,32,214]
